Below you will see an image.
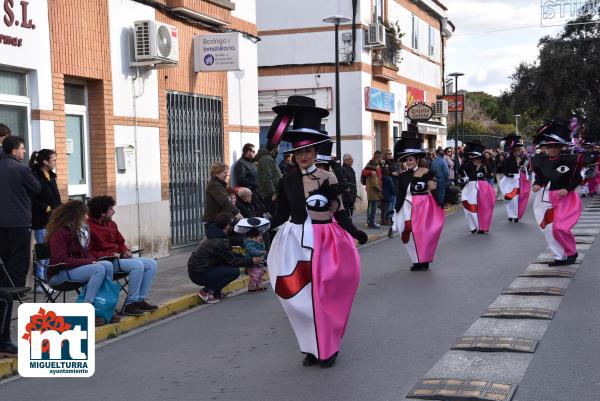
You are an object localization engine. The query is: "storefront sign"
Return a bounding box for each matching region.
[438,94,464,112]
[364,87,395,113]
[407,86,425,106]
[1,0,36,47]
[194,32,241,72]
[407,102,433,122]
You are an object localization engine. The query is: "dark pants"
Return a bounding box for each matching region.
[0,227,31,288]
[0,289,12,342]
[260,196,276,215]
[189,266,241,296]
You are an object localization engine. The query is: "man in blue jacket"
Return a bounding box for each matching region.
[430,148,449,207]
[0,136,41,287]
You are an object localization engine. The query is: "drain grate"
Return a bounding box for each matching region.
[450,336,538,353]
[519,269,575,278]
[501,287,565,296]
[407,378,517,401]
[482,307,554,319]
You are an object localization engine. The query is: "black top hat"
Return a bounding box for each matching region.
[281,108,331,153]
[315,141,334,164]
[266,96,329,149]
[502,134,523,152]
[533,117,572,146]
[401,123,420,138]
[272,95,329,117]
[464,140,485,159]
[394,137,426,161]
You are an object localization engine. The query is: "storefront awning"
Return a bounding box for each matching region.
[418,121,447,136]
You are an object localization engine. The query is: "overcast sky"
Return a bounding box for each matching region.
[445,0,563,96]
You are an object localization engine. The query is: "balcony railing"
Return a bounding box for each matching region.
[381,30,399,65]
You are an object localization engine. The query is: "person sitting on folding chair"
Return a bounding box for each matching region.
[87,196,158,317]
[46,200,118,326]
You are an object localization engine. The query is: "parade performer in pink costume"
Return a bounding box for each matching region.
[500,134,531,223]
[266,97,368,368]
[580,137,600,196]
[392,129,445,271]
[458,140,496,234]
[531,117,583,266]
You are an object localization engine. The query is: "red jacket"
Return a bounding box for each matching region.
[49,226,94,276]
[87,218,129,259]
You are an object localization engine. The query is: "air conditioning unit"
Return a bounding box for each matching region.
[434,99,448,116]
[132,20,179,66]
[367,23,386,47]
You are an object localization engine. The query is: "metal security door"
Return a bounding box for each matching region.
[167,92,224,247]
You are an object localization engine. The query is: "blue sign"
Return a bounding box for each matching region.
[364,87,395,113]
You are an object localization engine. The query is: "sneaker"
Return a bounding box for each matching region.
[110,313,121,323]
[214,292,228,300]
[0,341,18,358]
[123,303,144,316]
[198,289,220,304]
[248,287,267,294]
[35,283,53,294]
[136,300,158,312]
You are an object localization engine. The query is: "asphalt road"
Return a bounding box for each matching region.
[2,202,591,401]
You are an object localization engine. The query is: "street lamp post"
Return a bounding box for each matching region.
[448,72,464,176]
[323,15,351,161]
[514,114,521,135]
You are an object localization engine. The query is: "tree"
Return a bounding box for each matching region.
[502,5,600,138]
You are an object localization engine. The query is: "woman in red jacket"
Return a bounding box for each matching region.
[46,200,116,325]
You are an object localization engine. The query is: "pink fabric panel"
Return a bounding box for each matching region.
[311,222,360,360]
[518,171,531,219]
[411,194,445,263]
[476,181,496,231]
[550,190,581,256]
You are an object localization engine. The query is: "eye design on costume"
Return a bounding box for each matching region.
[306,194,329,210]
[476,172,484,178]
[414,182,426,191]
[556,165,570,174]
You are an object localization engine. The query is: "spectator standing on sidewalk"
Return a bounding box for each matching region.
[279,153,294,175]
[430,148,449,207]
[0,136,41,288]
[233,143,257,191]
[484,150,497,187]
[366,169,382,228]
[0,288,17,358]
[256,144,282,214]
[29,149,62,286]
[203,163,242,227]
[0,124,10,149]
[339,154,358,216]
[188,212,262,304]
[444,147,455,183]
[87,196,158,316]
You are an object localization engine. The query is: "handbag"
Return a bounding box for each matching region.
[77,276,120,323]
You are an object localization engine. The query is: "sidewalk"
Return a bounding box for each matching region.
[1,205,460,379]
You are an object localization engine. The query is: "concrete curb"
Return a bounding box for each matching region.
[0,204,462,379]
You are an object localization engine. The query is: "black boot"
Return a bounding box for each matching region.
[320,352,338,368]
[513,218,519,223]
[477,230,487,234]
[566,253,579,264]
[422,262,430,270]
[508,218,513,222]
[471,229,477,233]
[0,341,17,357]
[303,353,318,366]
[410,264,418,271]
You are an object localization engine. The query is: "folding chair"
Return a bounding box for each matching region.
[0,257,30,304]
[97,249,146,314]
[32,243,84,303]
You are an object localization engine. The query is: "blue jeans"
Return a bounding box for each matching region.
[367,201,378,226]
[114,257,157,305]
[33,229,47,279]
[49,261,113,303]
[437,183,447,207]
[189,265,240,296]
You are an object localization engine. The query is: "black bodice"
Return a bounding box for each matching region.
[531,154,582,191]
[503,154,527,177]
[459,160,488,181]
[394,169,435,211]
